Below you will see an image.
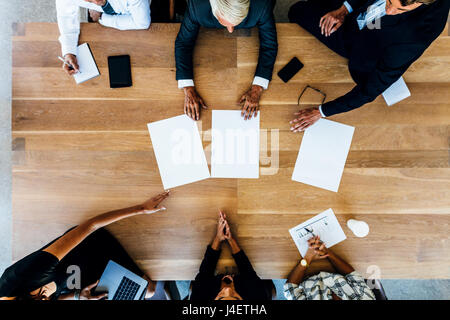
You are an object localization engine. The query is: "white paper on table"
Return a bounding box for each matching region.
[289,208,347,257]
[73,43,100,84]
[147,115,210,189]
[292,118,354,192]
[382,76,411,106]
[211,110,260,178]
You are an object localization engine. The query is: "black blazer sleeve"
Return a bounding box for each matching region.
[254,0,278,81]
[321,42,426,116]
[194,245,221,281]
[175,0,200,80]
[232,250,260,280]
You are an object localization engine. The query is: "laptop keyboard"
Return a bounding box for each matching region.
[112,276,141,300]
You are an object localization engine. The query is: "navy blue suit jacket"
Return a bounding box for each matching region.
[322,0,450,116]
[175,0,278,81]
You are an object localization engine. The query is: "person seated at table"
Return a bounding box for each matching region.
[284,236,375,300]
[288,0,449,132]
[175,0,278,121]
[56,0,151,76]
[190,211,273,300]
[0,191,170,300]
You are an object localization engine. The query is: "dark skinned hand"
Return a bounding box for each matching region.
[183,86,208,121]
[141,190,170,214]
[80,280,108,300]
[239,85,263,120]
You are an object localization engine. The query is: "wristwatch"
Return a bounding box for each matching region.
[300,258,308,267]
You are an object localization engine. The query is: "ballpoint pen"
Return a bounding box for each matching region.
[57,56,80,73]
[304,227,315,237]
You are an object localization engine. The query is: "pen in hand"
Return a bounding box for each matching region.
[58,56,80,73]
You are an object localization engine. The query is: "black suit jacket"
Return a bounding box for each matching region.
[321,0,450,116]
[175,0,278,81]
[190,246,272,300]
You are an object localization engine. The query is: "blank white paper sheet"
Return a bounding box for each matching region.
[147,115,210,189]
[292,119,354,192]
[73,43,100,84]
[382,76,411,106]
[289,208,347,257]
[211,110,260,178]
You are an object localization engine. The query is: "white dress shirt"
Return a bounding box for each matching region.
[178,76,270,90]
[56,0,151,56]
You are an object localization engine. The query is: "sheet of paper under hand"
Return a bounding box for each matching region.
[289,208,347,257]
[147,115,210,189]
[73,43,100,84]
[291,118,354,192]
[382,76,411,106]
[211,110,260,178]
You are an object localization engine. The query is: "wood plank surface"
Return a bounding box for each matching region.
[12,23,450,280]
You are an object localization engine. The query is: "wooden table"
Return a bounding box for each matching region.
[12,23,450,280]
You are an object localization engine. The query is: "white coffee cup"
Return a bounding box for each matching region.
[347,219,370,238]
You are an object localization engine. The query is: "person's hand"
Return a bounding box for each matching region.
[290,107,321,132]
[79,280,108,300]
[304,236,329,263]
[319,4,349,37]
[141,190,170,214]
[220,211,233,240]
[183,86,208,120]
[62,54,79,76]
[239,85,263,120]
[216,211,230,241]
[142,275,157,299]
[89,9,103,22]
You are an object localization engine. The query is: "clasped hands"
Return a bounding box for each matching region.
[303,235,330,264]
[183,85,263,121]
[215,210,232,242]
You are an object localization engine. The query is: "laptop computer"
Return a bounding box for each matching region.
[95,260,148,300]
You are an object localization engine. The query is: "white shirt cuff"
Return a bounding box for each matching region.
[178,79,195,89]
[252,76,269,90]
[343,1,353,13]
[61,46,78,58]
[318,105,326,117]
[99,13,114,28]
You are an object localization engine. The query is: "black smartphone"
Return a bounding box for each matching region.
[277,57,304,83]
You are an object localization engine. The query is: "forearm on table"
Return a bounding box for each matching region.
[287,261,307,285]
[327,250,355,275]
[44,204,145,260]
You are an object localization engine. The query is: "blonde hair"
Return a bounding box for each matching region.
[210,0,250,26]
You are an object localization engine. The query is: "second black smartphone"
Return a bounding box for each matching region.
[277,57,304,83]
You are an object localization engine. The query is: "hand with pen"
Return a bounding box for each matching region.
[61,54,80,76]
